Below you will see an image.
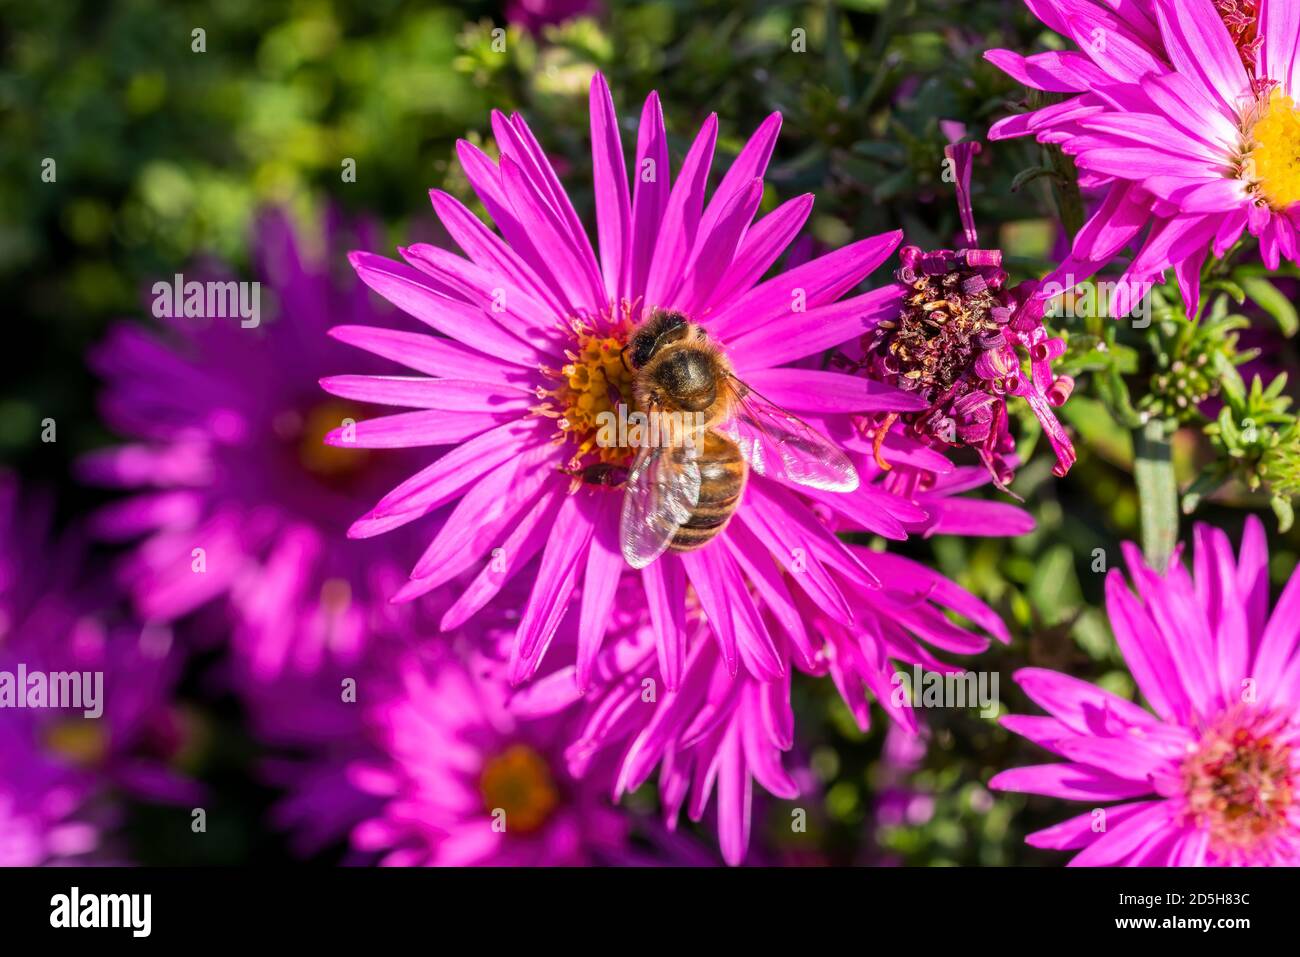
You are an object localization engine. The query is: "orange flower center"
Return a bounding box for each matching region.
[479,743,560,835]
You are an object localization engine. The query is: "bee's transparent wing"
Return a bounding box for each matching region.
[719,377,859,492]
[619,442,701,569]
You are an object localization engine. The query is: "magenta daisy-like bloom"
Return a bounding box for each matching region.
[513,556,1009,865]
[237,584,456,858]
[0,472,196,809]
[0,714,102,866]
[992,517,1300,866]
[835,142,1076,487]
[986,0,1300,317]
[327,72,980,689]
[81,210,425,681]
[348,644,632,866]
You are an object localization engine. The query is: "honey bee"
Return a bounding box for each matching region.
[617,309,859,568]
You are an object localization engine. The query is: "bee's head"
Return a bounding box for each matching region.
[627,310,690,369]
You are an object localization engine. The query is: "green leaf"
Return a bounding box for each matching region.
[1239,276,1299,337]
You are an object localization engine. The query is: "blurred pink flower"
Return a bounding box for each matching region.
[348,643,634,865]
[80,210,428,682]
[505,0,601,33]
[0,473,193,862]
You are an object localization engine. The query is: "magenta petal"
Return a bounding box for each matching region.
[984,48,1110,92]
[323,408,513,448]
[706,193,814,310]
[698,112,781,243]
[734,493,853,624]
[86,491,202,540]
[741,368,929,414]
[739,685,798,799]
[1045,0,1167,82]
[988,762,1155,801]
[348,252,546,367]
[363,418,551,521]
[1067,802,1175,866]
[1025,801,1152,850]
[318,375,532,412]
[589,73,631,301]
[511,493,597,683]
[1105,569,1189,723]
[407,445,557,584]
[722,526,814,665]
[643,114,719,309]
[439,481,567,630]
[328,325,525,383]
[1153,0,1252,109]
[673,177,764,316]
[626,91,671,303]
[1013,666,1159,734]
[428,186,565,315]
[576,494,624,692]
[642,555,688,691]
[709,230,903,338]
[499,154,607,314]
[496,111,605,300]
[730,284,905,370]
[1235,515,1270,641]
[1254,556,1300,703]
[1259,0,1300,89]
[714,724,752,866]
[679,548,740,677]
[400,242,559,336]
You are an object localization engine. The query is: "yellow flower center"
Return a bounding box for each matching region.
[535,320,636,471]
[1246,89,1300,210]
[43,719,110,767]
[479,743,560,835]
[274,400,371,478]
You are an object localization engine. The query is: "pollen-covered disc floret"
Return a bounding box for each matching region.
[1180,705,1298,862]
[851,143,1075,488]
[1245,89,1300,212]
[534,316,635,471]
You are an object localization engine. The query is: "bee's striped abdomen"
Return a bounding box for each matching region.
[669,431,746,552]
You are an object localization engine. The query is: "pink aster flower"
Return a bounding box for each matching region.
[0,714,103,866]
[992,517,1300,865]
[80,209,426,681]
[986,0,1300,317]
[0,472,197,809]
[834,141,1076,487]
[347,644,633,866]
[237,585,456,858]
[329,72,987,690]
[513,554,1010,865]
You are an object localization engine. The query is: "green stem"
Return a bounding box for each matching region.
[1134,419,1178,572]
[1041,144,1084,238]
